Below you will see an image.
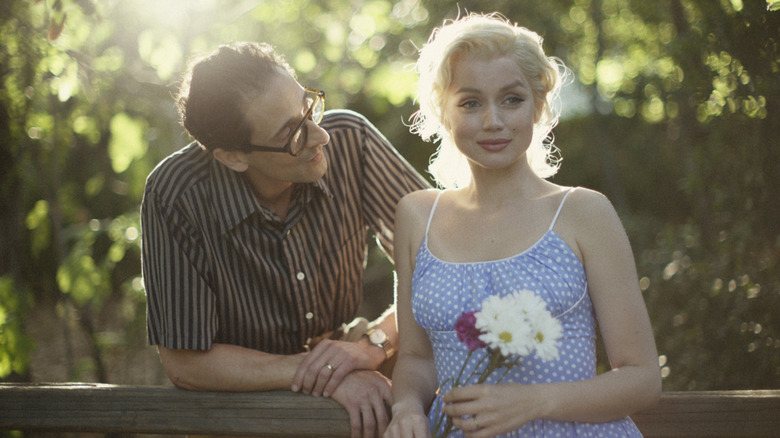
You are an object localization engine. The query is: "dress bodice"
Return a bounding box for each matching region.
[410,189,642,437]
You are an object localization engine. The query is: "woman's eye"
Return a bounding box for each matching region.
[459,100,479,109]
[505,96,524,105]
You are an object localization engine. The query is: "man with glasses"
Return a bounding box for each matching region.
[141,42,429,437]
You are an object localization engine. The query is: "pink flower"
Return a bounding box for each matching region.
[455,310,487,351]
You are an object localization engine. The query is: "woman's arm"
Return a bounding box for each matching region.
[543,188,661,421]
[385,192,440,438]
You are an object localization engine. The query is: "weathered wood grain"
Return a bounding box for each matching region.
[2,384,779,437]
[630,390,780,438]
[0,382,350,437]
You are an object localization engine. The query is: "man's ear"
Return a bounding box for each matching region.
[213,148,250,172]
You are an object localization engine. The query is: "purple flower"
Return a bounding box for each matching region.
[455,310,487,351]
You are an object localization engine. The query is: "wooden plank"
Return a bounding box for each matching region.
[2,384,780,437]
[0,382,351,437]
[631,390,780,438]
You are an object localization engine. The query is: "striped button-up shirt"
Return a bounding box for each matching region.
[141,110,430,354]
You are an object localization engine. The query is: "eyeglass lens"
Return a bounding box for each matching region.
[290,96,324,156]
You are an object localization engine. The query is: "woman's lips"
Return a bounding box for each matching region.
[478,138,511,152]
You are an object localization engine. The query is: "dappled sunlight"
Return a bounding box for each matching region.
[700,51,767,121]
[2,0,778,392]
[595,58,625,98]
[117,0,220,82]
[124,0,220,30]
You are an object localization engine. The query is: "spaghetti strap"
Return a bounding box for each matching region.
[425,191,445,238]
[549,188,576,231]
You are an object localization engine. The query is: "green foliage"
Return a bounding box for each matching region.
[54,213,141,307]
[0,277,34,377]
[0,0,777,390]
[551,0,780,389]
[637,219,779,390]
[108,112,148,174]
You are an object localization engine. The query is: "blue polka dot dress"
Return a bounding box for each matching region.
[411,190,643,437]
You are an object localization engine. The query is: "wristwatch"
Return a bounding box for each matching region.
[364,328,395,359]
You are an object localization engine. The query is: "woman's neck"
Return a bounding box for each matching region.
[464,164,547,208]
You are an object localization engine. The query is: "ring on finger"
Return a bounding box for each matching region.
[472,416,480,430]
[324,363,335,372]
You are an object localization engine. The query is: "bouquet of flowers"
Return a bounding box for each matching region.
[432,289,563,437]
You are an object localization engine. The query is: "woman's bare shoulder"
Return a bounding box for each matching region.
[562,187,618,224]
[396,189,441,243]
[397,189,441,219]
[552,187,625,260]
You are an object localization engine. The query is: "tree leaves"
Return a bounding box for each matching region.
[1,0,778,389]
[108,113,148,174]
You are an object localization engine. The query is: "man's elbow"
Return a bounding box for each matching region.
[164,367,201,391]
[158,346,204,391]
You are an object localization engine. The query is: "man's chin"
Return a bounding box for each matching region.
[300,158,328,182]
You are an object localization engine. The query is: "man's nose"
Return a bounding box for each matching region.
[300,119,329,150]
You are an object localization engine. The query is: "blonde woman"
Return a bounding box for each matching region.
[386,13,660,437]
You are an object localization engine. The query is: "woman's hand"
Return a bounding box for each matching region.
[384,402,431,438]
[442,383,546,438]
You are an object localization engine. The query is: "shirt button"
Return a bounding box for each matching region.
[305,312,314,320]
[296,272,305,281]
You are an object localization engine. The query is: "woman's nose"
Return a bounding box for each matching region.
[483,105,503,129]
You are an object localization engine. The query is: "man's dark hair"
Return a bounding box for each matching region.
[176,42,296,151]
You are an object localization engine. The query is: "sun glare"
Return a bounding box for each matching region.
[131,0,218,27]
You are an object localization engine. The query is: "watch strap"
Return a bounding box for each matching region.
[364,328,395,359]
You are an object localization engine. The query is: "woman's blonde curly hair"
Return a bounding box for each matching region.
[411,12,567,189]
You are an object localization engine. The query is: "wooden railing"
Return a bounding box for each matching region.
[1,383,779,437]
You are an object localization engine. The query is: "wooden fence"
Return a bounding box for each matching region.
[1,383,779,437]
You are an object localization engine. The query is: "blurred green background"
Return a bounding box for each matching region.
[1,0,778,391]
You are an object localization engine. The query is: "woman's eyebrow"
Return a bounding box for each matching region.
[454,80,528,95]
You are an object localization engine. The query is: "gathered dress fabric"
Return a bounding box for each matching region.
[411,189,643,437]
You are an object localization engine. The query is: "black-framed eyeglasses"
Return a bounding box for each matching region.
[240,87,325,157]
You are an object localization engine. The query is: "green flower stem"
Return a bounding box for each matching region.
[433,350,474,438]
[433,350,522,437]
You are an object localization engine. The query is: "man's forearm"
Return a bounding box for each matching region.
[368,306,398,353]
[360,306,398,369]
[158,343,304,392]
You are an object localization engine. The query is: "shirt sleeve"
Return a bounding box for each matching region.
[141,188,218,350]
[356,113,431,261]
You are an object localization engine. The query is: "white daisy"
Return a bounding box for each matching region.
[478,314,534,357]
[531,310,563,361]
[473,289,562,359]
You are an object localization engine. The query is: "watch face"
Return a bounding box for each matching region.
[369,329,387,344]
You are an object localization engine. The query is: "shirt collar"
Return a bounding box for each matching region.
[210,159,259,234]
[313,177,334,199]
[210,158,334,234]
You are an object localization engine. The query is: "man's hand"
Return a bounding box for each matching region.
[292,338,381,397]
[329,370,392,438]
